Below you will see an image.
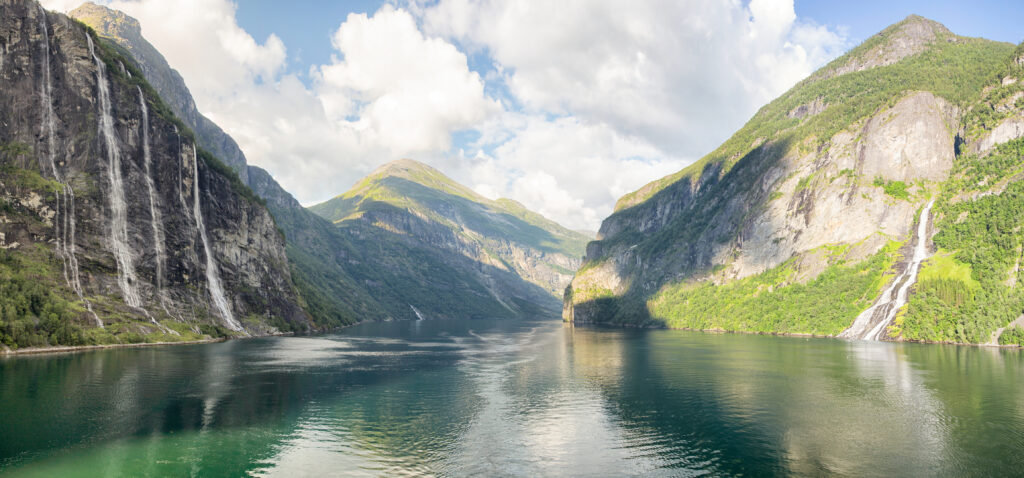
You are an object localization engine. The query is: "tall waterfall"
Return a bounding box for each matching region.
[38,7,100,326]
[88,34,143,309]
[191,148,243,333]
[840,200,935,341]
[137,87,167,290]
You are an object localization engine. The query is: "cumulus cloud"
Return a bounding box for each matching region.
[42,0,847,230]
[313,6,499,154]
[421,0,847,157]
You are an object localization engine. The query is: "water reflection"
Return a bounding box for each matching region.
[1,320,1022,476]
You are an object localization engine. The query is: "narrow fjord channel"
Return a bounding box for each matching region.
[2,318,1022,476]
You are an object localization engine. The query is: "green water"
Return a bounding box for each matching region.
[1,318,1022,476]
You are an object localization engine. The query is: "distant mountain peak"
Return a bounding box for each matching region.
[70,2,141,39]
[814,14,952,81]
[370,158,441,178]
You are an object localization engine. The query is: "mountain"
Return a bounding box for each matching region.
[307,159,590,320]
[0,0,309,349]
[69,2,249,184]
[565,15,1024,344]
[68,2,357,327]
[69,2,588,327]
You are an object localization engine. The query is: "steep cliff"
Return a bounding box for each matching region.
[0,0,308,349]
[565,16,1015,338]
[309,159,590,320]
[69,2,249,183]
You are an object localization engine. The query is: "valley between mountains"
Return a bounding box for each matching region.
[2,0,1024,352]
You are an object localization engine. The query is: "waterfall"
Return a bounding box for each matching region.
[173,126,193,235]
[37,7,100,326]
[191,148,244,333]
[840,200,935,341]
[88,34,143,309]
[137,87,167,290]
[410,305,426,321]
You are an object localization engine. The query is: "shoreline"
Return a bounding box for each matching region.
[568,320,1024,348]
[0,325,351,358]
[1,337,229,357]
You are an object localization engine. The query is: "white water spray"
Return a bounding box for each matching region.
[841,200,935,341]
[137,87,167,290]
[191,148,243,333]
[411,305,426,321]
[38,7,100,326]
[89,34,143,309]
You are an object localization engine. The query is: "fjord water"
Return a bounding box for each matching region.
[1,319,1022,476]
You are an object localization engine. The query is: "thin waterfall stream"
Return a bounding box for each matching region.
[190,148,243,333]
[88,34,143,310]
[137,87,167,291]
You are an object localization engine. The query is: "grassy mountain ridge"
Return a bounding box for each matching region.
[311,159,589,303]
[311,159,590,256]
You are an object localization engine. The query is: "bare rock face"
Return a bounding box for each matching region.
[0,0,309,333]
[728,92,954,279]
[858,92,957,182]
[787,98,826,119]
[977,116,1024,153]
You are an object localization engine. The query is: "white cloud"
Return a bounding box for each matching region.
[313,6,499,154]
[458,115,685,231]
[421,0,847,158]
[43,0,847,231]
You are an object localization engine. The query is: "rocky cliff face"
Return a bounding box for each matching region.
[0,0,308,344]
[565,16,1015,335]
[69,2,249,184]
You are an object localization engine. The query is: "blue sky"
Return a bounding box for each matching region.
[234,0,1024,87]
[43,0,1024,230]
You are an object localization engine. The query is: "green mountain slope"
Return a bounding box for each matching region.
[566,15,1019,341]
[309,159,590,319]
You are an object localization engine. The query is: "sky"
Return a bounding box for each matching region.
[40,0,1024,231]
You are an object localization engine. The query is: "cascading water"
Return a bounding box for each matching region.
[191,148,244,333]
[137,87,167,290]
[89,34,143,309]
[173,127,193,235]
[840,199,935,341]
[411,305,426,321]
[136,88,178,334]
[38,6,100,326]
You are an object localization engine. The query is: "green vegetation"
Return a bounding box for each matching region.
[899,137,1024,343]
[0,250,84,349]
[873,177,911,200]
[999,327,1024,346]
[964,43,1024,138]
[648,242,901,335]
[310,160,589,255]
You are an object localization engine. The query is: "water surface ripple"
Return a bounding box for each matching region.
[1,319,1022,476]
